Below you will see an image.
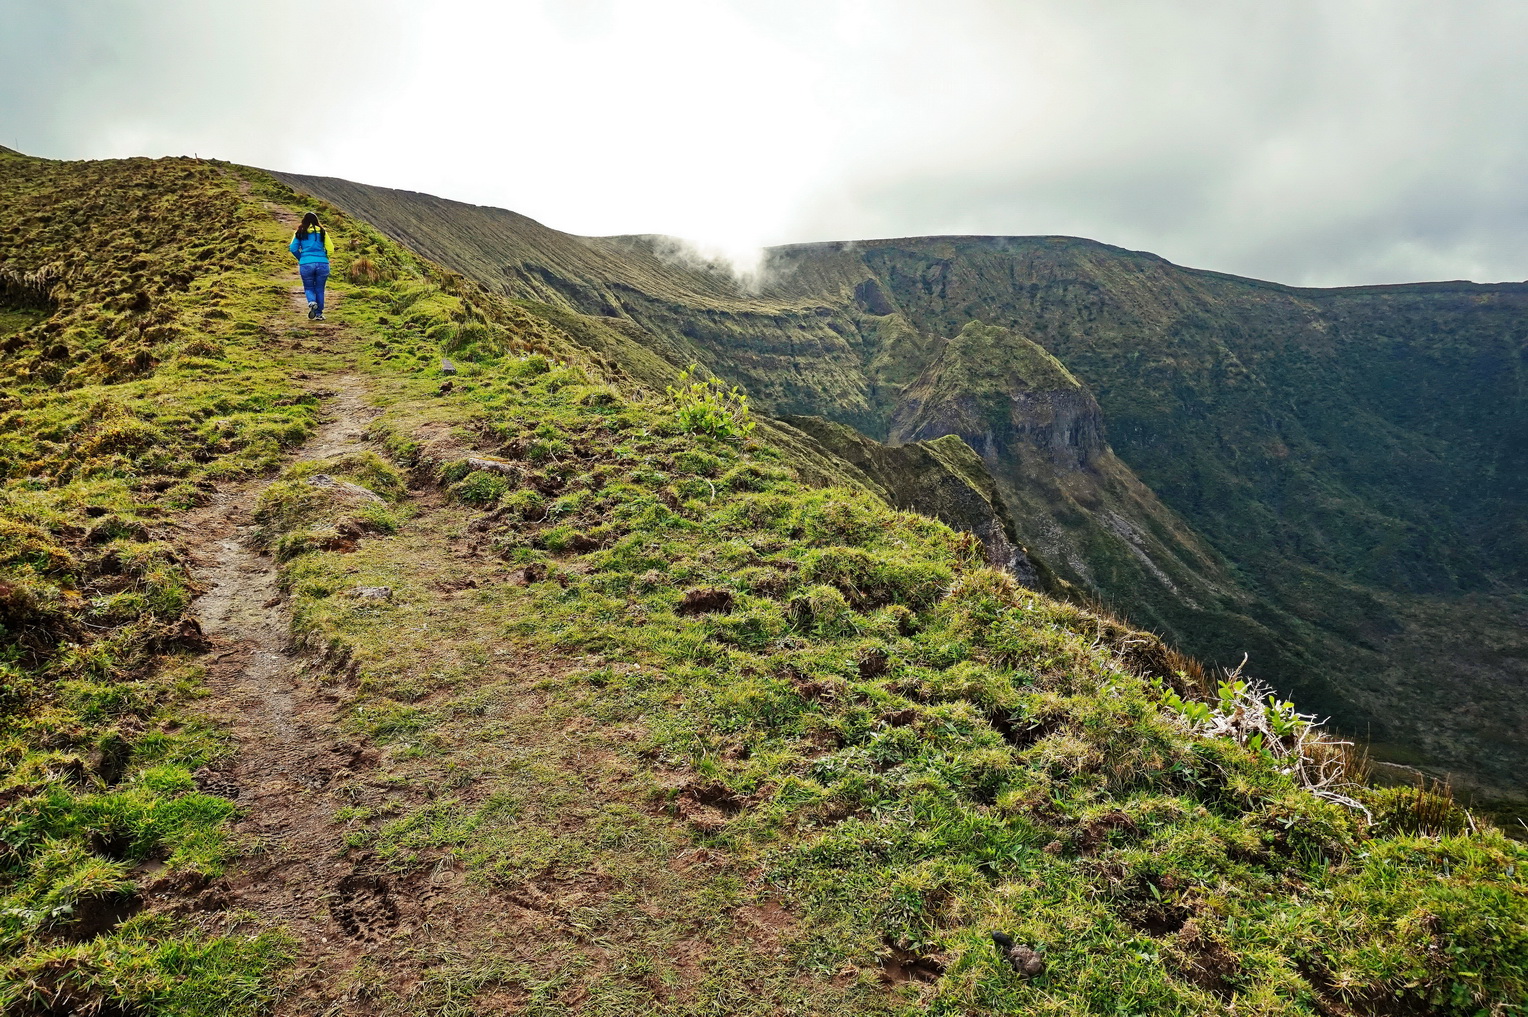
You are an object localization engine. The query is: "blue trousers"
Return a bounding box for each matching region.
[300,262,330,311]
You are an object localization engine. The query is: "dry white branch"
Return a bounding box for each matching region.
[1162,657,1371,822]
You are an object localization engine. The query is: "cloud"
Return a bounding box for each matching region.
[771,1,1528,285]
[3,0,1526,286]
[0,0,402,166]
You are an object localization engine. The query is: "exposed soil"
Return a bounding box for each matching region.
[877,938,945,984]
[169,299,405,1006]
[59,891,145,942]
[160,229,448,1008]
[674,586,734,616]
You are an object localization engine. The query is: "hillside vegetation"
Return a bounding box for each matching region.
[0,152,1524,1015]
[272,171,1528,809]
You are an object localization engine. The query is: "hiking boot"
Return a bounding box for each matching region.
[307,301,318,319]
[314,312,325,321]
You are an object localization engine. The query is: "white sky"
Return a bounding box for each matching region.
[4,0,1527,285]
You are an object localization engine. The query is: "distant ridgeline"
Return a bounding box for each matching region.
[274,170,1528,807]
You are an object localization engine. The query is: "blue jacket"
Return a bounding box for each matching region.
[289,227,333,265]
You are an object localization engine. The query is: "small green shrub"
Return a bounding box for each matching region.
[498,488,546,521]
[573,385,622,408]
[666,365,755,440]
[445,320,508,360]
[506,353,552,379]
[450,470,513,506]
[283,453,404,500]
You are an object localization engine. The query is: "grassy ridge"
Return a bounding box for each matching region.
[270,172,1528,802]
[261,181,1527,1012]
[1,153,1524,1015]
[0,155,339,1012]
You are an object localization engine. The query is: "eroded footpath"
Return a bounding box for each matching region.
[161,231,811,1016]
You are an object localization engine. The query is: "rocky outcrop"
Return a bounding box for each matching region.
[781,415,1046,591]
[889,321,1105,471]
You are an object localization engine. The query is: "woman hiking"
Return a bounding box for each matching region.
[288,212,334,320]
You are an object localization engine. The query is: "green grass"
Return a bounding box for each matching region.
[3,152,1525,1016]
[281,169,1528,806]
[276,267,1528,1011]
[0,155,339,1014]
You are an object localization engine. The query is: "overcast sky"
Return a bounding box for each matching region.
[4,0,1527,286]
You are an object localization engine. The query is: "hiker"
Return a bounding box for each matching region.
[288,212,334,320]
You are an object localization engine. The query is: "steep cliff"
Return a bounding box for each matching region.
[889,321,1101,466]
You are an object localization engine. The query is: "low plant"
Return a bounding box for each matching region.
[1161,658,1370,817]
[345,255,390,285]
[665,364,756,440]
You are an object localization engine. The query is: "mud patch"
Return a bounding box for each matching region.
[192,767,241,799]
[1126,902,1190,937]
[91,733,133,787]
[333,872,400,942]
[676,587,734,615]
[878,938,945,984]
[1172,918,1239,999]
[856,646,891,679]
[666,778,747,833]
[58,891,143,941]
[989,711,1061,750]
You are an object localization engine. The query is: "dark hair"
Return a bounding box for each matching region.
[296,212,323,239]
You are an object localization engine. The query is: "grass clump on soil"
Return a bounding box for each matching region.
[253,451,407,560]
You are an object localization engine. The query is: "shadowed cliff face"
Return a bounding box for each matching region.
[274,170,1528,804]
[890,322,1105,470]
[897,386,1105,467]
[780,415,1046,591]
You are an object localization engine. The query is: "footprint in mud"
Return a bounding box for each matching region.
[332,872,400,942]
[192,768,241,799]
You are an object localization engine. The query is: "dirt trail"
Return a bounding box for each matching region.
[172,216,403,1005]
[165,194,798,1014]
[165,197,527,1014]
[184,357,374,799]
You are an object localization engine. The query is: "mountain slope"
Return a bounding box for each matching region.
[4,151,1527,1015]
[274,170,1528,804]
